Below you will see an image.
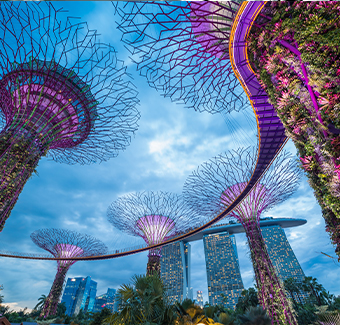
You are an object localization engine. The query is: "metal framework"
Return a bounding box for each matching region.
[107,191,200,275]
[0,2,287,262]
[183,147,301,325]
[0,2,140,232]
[115,1,249,115]
[30,228,108,318]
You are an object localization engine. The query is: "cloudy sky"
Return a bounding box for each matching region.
[0,1,339,311]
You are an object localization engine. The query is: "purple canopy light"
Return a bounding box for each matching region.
[115,1,248,115]
[107,191,199,276]
[183,147,301,325]
[31,228,108,318]
[0,2,140,232]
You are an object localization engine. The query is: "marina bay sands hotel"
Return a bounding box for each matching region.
[160,217,306,309]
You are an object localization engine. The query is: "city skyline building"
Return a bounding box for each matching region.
[93,288,116,313]
[160,242,191,303]
[196,291,203,309]
[61,277,97,316]
[262,225,305,284]
[160,217,306,307]
[203,232,244,309]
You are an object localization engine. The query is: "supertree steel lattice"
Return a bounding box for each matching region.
[31,228,108,318]
[0,2,139,232]
[245,1,340,258]
[115,1,250,115]
[107,191,199,276]
[183,147,301,325]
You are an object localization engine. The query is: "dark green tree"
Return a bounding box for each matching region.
[283,278,303,305]
[302,276,326,306]
[237,306,272,325]
[235,288,259,313]
[89,307,112,325]
[56,302,66,318]
[103,274,174,325]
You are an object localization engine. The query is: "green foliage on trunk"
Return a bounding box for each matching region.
[247,1,340,259]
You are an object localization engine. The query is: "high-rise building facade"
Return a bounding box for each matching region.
[160,241,191,303]
[160,218,306,309]
[262,225,305,283]
[61,276,97,316]
[203,232,244,309]
[196,291,203,309]
[93,288,116,313]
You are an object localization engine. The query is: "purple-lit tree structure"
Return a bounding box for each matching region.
[107,192,198,276]
[115,1,249,115]
[31,228,108,318]
[183,147,301,325]
[246,1,340,258]
[0,2,139,232]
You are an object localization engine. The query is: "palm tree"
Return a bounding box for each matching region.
[104,274,175,325]
[175,301,216,325]
[34,294,47,312]
[284,278,303,305]
[235,288,259,313]
[302,277,324,306]
[238,306,272,325]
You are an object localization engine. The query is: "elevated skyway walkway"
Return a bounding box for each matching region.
[0,2,290,262]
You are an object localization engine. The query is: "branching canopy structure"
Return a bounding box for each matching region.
[115,1,250,115]
[107,191,199,275]
[0,2,140,232]
[183,147,301,325]
[31,228,108,318]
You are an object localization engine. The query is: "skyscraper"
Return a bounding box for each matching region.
[160,218,306,309]
[203,232,244,309]
[61,276,97,316]
[160,241,191,303]
[196,291,204,309]
[93,288,116,313]
[262,225,305,283]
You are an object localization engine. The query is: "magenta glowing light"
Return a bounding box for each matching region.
[189,1,241,61]
[0,2,139,232]
[221,182,268,221]
[108,191,199,275]
[115,1,248,115]
[54,244,84,268]
[137,215,176,246]
[183,147,301,325]
[31,228,107,318]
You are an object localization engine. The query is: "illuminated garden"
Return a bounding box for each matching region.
[0,1,340,325]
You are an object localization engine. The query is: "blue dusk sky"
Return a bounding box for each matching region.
[0,2,339,311]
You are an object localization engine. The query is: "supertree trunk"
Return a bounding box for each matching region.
[146,249,161,276]
[0,127,45,231]
[247,1,340,259]
[242,220,297,325]
[40,264,69,318]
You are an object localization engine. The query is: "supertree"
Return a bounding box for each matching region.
[245,1,340,259]
[0,2,139,231]
[183,147,301,325]
[115,1,250,115]
[107,191,199,276]
[31,228,108,318]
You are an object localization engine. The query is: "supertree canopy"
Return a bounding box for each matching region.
[183,147,301,325]
[107,191,199,276]
[0,2,140,232]
[246,2,340,258]
[115,1,250,115]
[31,228,108,318]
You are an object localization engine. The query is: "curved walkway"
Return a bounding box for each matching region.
[0,2,288,261]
